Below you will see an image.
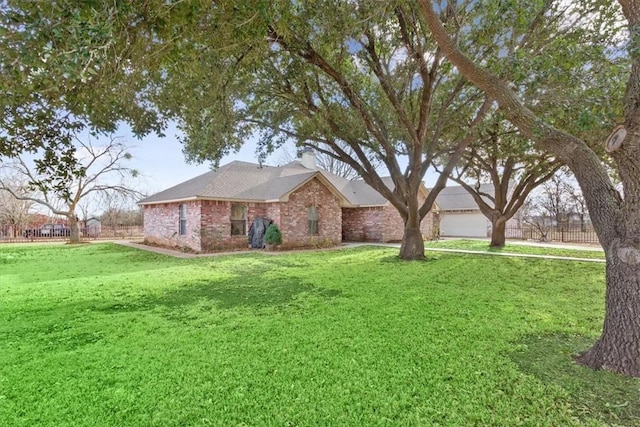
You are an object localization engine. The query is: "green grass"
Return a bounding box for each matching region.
[1,243,637,426]
[424,239,605,260]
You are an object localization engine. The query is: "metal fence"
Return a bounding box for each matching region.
[505,225,600,244]
[0,224,143,243]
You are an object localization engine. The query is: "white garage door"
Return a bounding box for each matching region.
[440,213,489,237]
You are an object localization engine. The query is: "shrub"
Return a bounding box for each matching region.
[264,223,283,245]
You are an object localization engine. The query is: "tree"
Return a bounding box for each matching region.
[537,172,574,227]
[0,1,166,175]
[0,171,34,237]
[419,0,640,376]
[277,143,380,180]
[532,170,593,232]
[565,178,590,232]
[1,1,496,259]
[99,190,143,229]
[522,172,580,240]
[0,136,143,243]
[521,198,553,242]
[441,116,561,247]
[432,0,617,249]
[144,1,500,260]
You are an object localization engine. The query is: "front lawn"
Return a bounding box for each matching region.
[1,243,637,426]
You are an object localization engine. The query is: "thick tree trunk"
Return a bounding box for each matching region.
[399,224,425,260]
[398,183,427,260]
[490,217,506,248]
[69,215,80,244]
[576,239,640,376]
[399,205,425,260]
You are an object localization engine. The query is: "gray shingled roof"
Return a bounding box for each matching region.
[433,183,495,211]
[340,177,393,206]
[140,161,317,204]
[139,159,432,208]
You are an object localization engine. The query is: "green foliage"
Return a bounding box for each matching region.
[0,0,629,260]
[142,1,492,234]
[264,223,282,245]
[0,1,172,166]
[443,0,626,226]
[1,243,638,425]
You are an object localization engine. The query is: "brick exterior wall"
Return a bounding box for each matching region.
[342,206,433,243]
[342,198,436,243]
[143,201,202,251]
[342,207,385,241]
[199,200,283,251]
[279,178,342,248]
[142,178,435,251]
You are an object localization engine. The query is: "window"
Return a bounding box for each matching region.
[179,204,187,235]
[231,204,246,236]
[308,205,319,235]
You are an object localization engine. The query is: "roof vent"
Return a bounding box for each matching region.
[301,147,316,170]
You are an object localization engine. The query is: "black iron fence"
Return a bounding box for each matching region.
[0,224,143,243]
[505,225,600,244]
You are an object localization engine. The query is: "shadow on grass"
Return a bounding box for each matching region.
[510,334,640,426]
[99,277,341,313]
[378,253,443,264]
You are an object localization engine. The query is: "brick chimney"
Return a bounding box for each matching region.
[301,147,316,170]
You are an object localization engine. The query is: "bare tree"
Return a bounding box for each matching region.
[99,190,142,234]
[523,171,592,239]
[538,173,573,227]
[276,143,379,181]
[0,171,34,237]
[76,198,94,225]
[565,180,589,232]
[521,198,552,242]
[0,136,143,243]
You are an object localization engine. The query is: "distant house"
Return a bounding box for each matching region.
[434,184,521,238]
[84,217,102,237]
[139,151,436,252]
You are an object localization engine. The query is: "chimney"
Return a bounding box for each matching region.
[301,147,316,170]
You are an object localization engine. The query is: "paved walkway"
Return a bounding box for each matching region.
[438,237,603,252]
[423,247,604,263]
[113,240,605,263]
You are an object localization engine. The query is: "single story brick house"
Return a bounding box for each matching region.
[139,151,436,252]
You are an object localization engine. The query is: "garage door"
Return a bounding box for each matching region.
[439,213,489,237]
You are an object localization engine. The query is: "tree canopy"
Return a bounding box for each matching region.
[0,1,168,176]
[141,1,497,259]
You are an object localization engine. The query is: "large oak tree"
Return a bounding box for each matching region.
[149,1,496,260]
[433,0,622,248]
[442,116,561,247]
[419,0,640,376]
[1,1,501,260]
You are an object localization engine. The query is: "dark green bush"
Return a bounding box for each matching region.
[264,223,282,245]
